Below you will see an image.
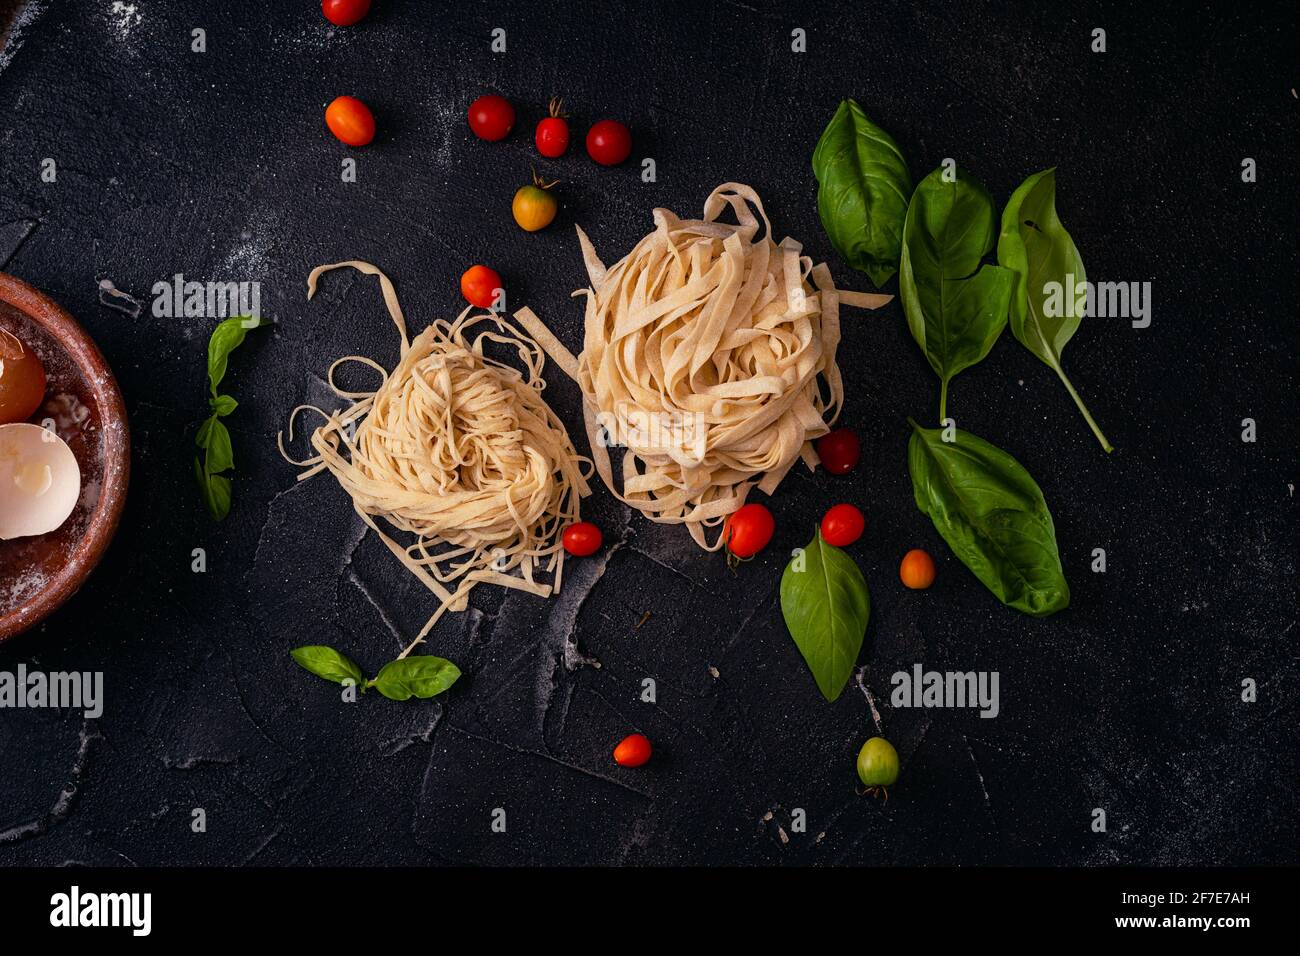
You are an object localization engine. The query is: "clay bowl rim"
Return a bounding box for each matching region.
[0,273,130,643]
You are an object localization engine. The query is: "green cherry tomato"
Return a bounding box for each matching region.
[856,736,900,788]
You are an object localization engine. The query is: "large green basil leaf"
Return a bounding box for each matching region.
[371,656,461,701]
[812,99,912,288]
[899,168,1015,421]
[780,531,871,702]
[908,420,1068,617]
[997,168,1113,452]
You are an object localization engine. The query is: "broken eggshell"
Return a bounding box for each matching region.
[0,422,81,539]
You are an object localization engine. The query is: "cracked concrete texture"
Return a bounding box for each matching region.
[0,1,1297,866]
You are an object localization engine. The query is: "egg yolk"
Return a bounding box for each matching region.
[0,331,46,424]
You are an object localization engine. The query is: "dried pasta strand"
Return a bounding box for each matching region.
[278,261,591,648]
[517,183,892,551]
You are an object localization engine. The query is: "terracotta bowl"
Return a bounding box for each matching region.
[0,274,129,642]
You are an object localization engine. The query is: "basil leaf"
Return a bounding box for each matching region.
[195,415,216,449]
[899,167,1015,421]
[203,417,234,474]
[291,646,366,687]
[907,420,1069,617]
[779,531,870,702]
[812,99,913,288]
[997,168,1113,452]
[209,394,238,417]
[194,457,232,521]
[207,316,265,396]
[371,656,461,701]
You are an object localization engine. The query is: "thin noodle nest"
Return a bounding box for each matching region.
[516,183,891,550]
[280,261,591,645]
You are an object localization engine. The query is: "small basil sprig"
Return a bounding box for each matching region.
[291,646,461,701]
[195,316,267,520]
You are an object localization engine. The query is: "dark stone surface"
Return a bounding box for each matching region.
[0,0,1294,866]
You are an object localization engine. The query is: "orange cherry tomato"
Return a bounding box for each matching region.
[460,265,503,310]
[723,503,775,560]
[512,181,558,232]
[900,548,936,589]
[0,330,46,424]
[325,95,375,146]
[820,503,865,547]
[613,733,652,767]
[562,521,603,557]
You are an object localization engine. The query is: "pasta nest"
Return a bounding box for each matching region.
[517,183,890,550]
[341,319,579,554]
[282,261,590,643]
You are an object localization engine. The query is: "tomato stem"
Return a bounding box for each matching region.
[530,167,561,190]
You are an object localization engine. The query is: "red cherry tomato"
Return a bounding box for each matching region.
[324,96,375,146]
[820,504,865,547]
[585,119,632,165]
[460,265,503,310]
[816,427,860,475]
[535,97,570,158]
[613,733,652,767]
[562,521,603,557]
[321,0,371,26]
[468,94,515,142]
[723,503,775,560]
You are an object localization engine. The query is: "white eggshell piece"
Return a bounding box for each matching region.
[0,422,81,539]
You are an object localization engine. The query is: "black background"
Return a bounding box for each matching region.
[0,0,1295,866]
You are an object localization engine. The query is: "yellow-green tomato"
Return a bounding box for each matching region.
[512,184,558,232]
[856,736,899,788]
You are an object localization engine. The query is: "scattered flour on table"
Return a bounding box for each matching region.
[223,233,268,276]
[107,2,141,41]
[221,222,275,283]
[429,98,462,170]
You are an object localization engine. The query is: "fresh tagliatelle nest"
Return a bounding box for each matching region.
[515,183,892,550]
[280,261,591,646]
